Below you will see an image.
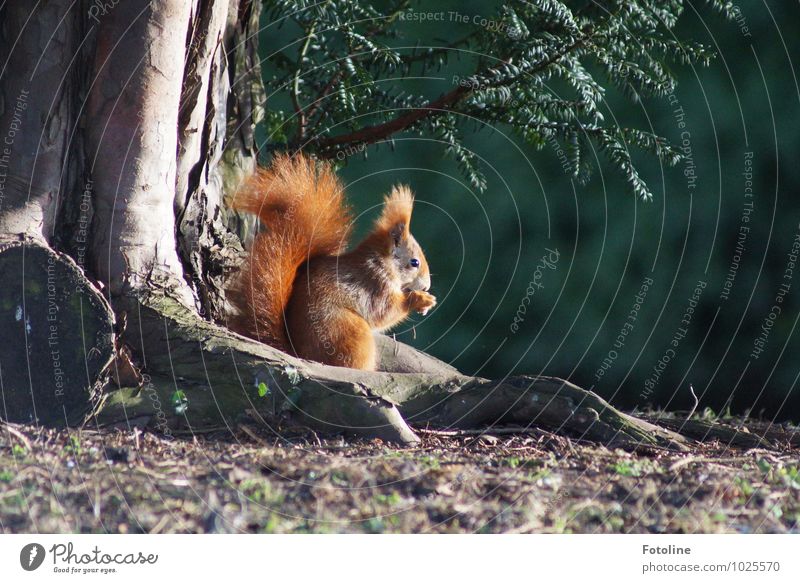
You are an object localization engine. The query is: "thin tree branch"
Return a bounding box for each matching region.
[311,83,472,154]
[303,69,344,129]
[400,32,480,67]
[292,18,321,143]
[308,32,594,156]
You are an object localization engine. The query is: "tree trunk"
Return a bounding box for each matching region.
[0,2,77,243]
[0,0,261,425]
[84,0,194,303]
[0,0,729,451]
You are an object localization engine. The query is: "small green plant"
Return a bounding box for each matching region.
[11,443,26,458]
[711,511,729,523]
[63,435,82,456]
[0,469,13,482]
[261,512,281,533]
[756,458,773,475]
[549,514,571,534]
[777,465,800,490]
[417,455,441,470]
[329,470,349,486]
[171,390,189,414]
[374,492,402,506]
[612,460,643,477]
[263,0,736,198]
[530,468,553,483]
[257,381,270,398]
[699,407,718,421]
[733,475,755,501]
[240,478,281,505]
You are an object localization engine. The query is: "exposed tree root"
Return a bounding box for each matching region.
[0,241,115,425]
[88,287,689,450]
[5,245,776,453]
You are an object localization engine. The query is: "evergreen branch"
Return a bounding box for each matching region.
[304,69,345,128]
[309,31,595,155]
[292,16,322,143]
[309,84,472,154]
[363,0,410,38]
[262,0,733,197]
[400,32,481,67]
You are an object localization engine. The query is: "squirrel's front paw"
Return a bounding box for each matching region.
[408,290,437,316]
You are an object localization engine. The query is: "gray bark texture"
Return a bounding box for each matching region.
[0,1,79,242]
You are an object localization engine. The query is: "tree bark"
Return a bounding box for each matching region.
[0,1,80,243]
[84,0,195,304]
[175,0,264,321]
[0,240,114,425]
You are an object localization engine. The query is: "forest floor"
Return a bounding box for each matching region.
[1,418,799,534]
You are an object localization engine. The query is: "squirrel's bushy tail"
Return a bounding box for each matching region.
[230,153,352,348]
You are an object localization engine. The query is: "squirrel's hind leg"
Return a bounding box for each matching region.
[326,311,377,371]
[289,309,376,371]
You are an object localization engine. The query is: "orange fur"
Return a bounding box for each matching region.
[230,154,352,349]
[376,185,413,235]
[229,153,435,370]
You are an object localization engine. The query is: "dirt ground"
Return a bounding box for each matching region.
[1,420,798,534]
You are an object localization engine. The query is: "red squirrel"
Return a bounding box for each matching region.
[230,153,436,370]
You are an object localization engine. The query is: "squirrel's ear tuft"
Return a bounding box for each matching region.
[377,185,413,243]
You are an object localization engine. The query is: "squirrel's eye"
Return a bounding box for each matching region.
[409,258,420,268]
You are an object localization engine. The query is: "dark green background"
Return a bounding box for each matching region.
[260,2,800,421]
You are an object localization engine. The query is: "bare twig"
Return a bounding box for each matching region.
[238,424,269,446]
[686,384,699,421]
[292,16,322,143]
[303,69,344,128]
[1,422,32,451]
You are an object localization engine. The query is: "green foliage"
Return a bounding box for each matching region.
[171,390,189,415]
[611,459,643,477]
[262,0,724,198]
[373,491,402,505]
[779,466,800,491]
[63,435,81,456]
[257,381,270,397]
